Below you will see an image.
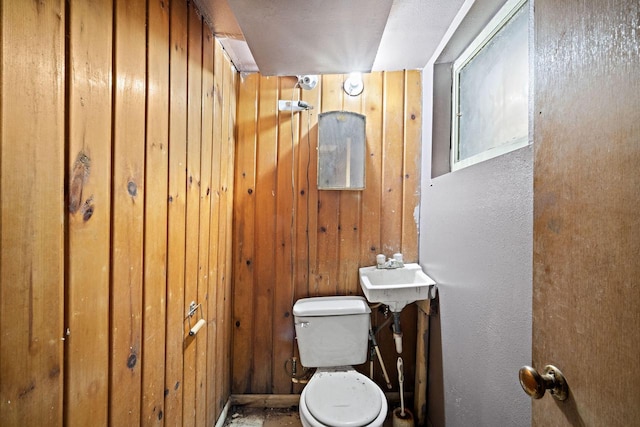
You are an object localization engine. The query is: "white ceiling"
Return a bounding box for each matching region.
[195,0,467,75]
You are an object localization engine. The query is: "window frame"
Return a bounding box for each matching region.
[451,0,529,171]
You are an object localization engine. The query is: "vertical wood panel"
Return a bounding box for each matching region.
[0,1,65,425]
[251,75,278,393]
[208,37,225,420]
[164,0,188,423]
[215,51,235,415]
[360,72,384,264]
[110,0,146,424]
[272,78,299,393]
[142,0,169,424]
[381,71,405,255]
[195,24,215,427]
[217,59,233,407]
[339,80,364,296]
[294,80,321,300]
[64,0,112,425]
[221,57,237,411]
[291,80,321,395]
[201,29,222,427]
[232,72,259,394]
[315,74,342,296]
[402,71,421,262]
[182,4,203,425]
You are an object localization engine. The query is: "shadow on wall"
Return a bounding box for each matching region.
[427,291,444,427]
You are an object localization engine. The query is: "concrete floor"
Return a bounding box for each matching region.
[223,407,302,427]
[223,406,399,426]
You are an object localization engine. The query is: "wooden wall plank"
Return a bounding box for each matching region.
[221,57,238,413]
[110,0,147,424]
[215,51,236,416]
[340,78,364,296]
[182,4,203,425]
[164,0,188,423]
[414,303,430,425]
[142,0,169,424]
[294,80,321,301]
[251,75,278,393]
[360,72,384,264]
[64,0,112,425]
[401,71,421,262]
[231,72,259,394]
[195,23,215,427]
[314,74,343,296]
[0,1,65,425]
[212,38,227,418]
[291,79,321,395]
[208,37,225,421]
[273,77,299,393]
[381,71,405,255]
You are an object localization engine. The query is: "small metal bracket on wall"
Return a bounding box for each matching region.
[187,301,200,318]
[186,301,206,336]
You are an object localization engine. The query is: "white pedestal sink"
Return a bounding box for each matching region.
[359,263,435,312]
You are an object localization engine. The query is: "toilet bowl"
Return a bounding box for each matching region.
[299,368,387,427]
[293,296,388,427]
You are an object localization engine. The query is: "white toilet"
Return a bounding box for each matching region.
[293,296,388,427]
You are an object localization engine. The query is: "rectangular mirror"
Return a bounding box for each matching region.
[317,111,366,190]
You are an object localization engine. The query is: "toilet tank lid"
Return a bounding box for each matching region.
[293,296,371,317]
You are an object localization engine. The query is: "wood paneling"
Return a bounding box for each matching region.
[219,55,237,414]
[316,75,342,297]
[110,0,146,424]
[205,38,224,425]
[1,0,422,421]
[142,0,170,424]
[197,23,215,427]
[0,1,65,425]
[165,0,188,422]
[182,4,203,425]
[65,0,112,425]
[232,73,259,394]
[232,71,422,395]
[0,0,237,425]
[252,75,277,393]
[209,37,230,420]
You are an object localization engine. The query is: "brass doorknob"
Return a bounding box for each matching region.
[519,365,568,401]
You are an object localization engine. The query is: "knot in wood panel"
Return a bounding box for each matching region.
[127,180,138,197]
[69,152,91,214]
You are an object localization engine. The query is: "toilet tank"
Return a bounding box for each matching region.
[293,296,371,367]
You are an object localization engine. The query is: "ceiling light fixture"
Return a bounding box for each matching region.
[343,72,364,96]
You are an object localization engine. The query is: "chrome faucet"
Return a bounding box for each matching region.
[376,253,404,269]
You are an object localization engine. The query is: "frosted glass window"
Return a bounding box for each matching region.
[452,0,529,170]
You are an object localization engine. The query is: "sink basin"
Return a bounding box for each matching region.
[359,263,435,312]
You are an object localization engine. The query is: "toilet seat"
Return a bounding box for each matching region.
[304,369,382,427]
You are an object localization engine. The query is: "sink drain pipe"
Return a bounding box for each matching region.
[392,312,403,354]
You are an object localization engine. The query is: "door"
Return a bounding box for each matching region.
[531,0,640,425]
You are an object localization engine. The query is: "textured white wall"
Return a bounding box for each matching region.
[419,57,533,426]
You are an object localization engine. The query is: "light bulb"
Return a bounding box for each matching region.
[343,72,364,96]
